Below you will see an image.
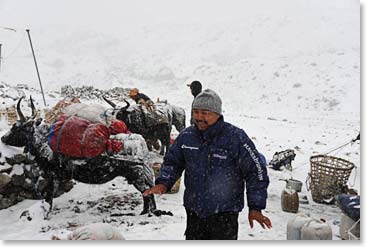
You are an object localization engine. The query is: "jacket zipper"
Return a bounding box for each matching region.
[204,145,210,215]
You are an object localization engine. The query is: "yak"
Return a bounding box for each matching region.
[1,96,165,217]
[103,97,186,155]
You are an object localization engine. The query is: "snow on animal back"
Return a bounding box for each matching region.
[110,133,149,159]
[63,103,114,126]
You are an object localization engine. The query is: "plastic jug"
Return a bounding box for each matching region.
[287,214,312,240]
[300,218,332,240]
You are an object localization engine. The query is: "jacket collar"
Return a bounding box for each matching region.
[195,116,224,142]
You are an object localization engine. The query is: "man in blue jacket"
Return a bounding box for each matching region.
[143,89,272,240]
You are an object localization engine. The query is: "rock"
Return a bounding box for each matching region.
[19,190,35,200]
[20,210,32,221]
[59,85,129,101]
[0,197,15,209]
[61,85,75,97]
[22,178,33,190]
[0,173,11,188]
[0,164,12,173]
[299,195,309,204]
[5,154,27,165]
[11,174,25,187]
[37,176,48,192]
[63,179,74,193]
[73,206,81,213]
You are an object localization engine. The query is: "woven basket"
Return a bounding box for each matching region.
[308,155,354,204]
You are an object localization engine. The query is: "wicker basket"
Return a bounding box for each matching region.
[308,155,354,204]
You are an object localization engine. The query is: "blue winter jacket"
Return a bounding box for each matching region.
[155,116,269,218]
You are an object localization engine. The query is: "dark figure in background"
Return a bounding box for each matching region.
[187,81,202,125]
[144,89,272,240]
[129,88,154,111]
[129,88,151,103]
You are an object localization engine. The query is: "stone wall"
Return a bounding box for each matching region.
[0,153,73,209]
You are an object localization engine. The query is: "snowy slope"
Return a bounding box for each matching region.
[0,0,361,241]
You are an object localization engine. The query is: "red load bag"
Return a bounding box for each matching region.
[48,115,121,158]
[109,119,131,135]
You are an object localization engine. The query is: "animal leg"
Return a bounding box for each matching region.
[42,165,62,218]
[145,140,154,151]
[43,173,58,218]
[141,194,155,215]
[160,137,170,155]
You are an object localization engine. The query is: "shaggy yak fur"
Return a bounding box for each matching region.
[103,97,185,155]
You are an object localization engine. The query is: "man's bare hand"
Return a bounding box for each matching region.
[248,210,272,229]
[143,184,167,197]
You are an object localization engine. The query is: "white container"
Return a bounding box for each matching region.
[287,214,312,240]
[301,219,332,240]
[340,213,355,240]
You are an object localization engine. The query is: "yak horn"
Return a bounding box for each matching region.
[122,99,130,111]
[30,96,37,119]
[102,96,116,108]
[16,96,26,122]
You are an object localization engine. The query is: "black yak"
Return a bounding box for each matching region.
[103,97,185,155]
[1,96,165,216]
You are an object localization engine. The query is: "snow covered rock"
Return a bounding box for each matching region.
[0,153,73,210]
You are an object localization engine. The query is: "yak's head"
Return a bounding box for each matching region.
[102,96,130,122]
[1,96,42,147]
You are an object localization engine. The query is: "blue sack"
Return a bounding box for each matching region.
[335,194,360,221]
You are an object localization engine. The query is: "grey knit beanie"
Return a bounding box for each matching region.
[192,89,222,115]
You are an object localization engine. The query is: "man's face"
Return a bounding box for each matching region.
[193,109,220,131]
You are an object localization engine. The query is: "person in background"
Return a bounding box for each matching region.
[144,89,272,240]
[186,80,202,125]
[129,88,154,111]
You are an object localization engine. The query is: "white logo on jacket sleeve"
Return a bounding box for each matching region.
[212,154,227,160]
[181,144,199,150]
[243,143,264,181]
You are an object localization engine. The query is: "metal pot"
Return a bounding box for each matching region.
[281,178,303,192]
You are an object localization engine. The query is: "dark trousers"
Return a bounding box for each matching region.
[184,209,239,240]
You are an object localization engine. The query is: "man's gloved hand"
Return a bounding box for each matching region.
[248,209,272,229]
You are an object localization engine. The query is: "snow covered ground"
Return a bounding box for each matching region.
[0,0,362,242]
